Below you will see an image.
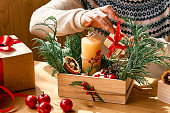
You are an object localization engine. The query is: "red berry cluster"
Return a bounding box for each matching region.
[82,82,96,95]
[88,50,101,64]
[25,92,51,113]
[93,69,117,79]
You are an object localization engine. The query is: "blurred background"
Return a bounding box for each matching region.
[0,0,66,61]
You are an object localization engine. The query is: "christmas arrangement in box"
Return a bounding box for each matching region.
[157,70,170,104]
[33,16,170,104]
[0,35,35,92]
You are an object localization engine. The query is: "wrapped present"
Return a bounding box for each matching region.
[0,35,35,92]
[104,19,128,58]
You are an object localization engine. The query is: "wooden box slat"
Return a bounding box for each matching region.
[157,80,170,104]
[56,73,134,104]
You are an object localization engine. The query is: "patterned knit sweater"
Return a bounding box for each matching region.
[30,0,169,40]
[80,0,169,39]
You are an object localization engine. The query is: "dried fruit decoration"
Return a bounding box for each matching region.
[161,70,170,85]
[64,56,80,74]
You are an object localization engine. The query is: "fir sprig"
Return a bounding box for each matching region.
[115,16,170,86]
[70,81,104,102]
[33,16,83,75]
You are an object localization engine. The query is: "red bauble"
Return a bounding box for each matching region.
[60,99,73,112]
[25,95,37,109]
[38,92,51,104]
[37,102,51,113]
[107,74,117,79]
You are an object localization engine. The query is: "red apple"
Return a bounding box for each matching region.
[38,92,51,104]
[108,74,117,79]
[60,99,73,112]
[37,102,51,113]
[25,95,37,108]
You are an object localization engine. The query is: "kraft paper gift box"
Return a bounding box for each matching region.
[0,35,35,92]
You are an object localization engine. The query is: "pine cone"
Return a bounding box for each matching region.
[108,63,120,74]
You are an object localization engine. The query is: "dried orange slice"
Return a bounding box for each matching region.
[64,56,80,74]
[161,69,170,85]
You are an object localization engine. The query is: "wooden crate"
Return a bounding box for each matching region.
[157,80,170,104]
[56,73,134,104]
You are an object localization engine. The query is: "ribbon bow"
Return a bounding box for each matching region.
[107,19,126,58]
[0,36,21,52]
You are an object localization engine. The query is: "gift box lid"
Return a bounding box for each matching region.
[0,35,32,58]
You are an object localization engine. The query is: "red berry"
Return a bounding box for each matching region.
[101,70,104,74]
[82,82,87,86]
[86,92,89,95]
[96,50,101,55]
[96,57,100,60]
[94,60,98,63]
[90,57,93,60]
[60,99,73,112]
[94,74,100,77]
[88,60,91,63]
[104,71,107,75]
[25,95,37,109]
[38,92,51,104]
[104,75,107,78]
[37,102,51,113]
[83,87,87,90]
[91,87,94,91]
[108,74,117,79]
[92,92,95,95]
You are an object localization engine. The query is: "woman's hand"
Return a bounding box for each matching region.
[81,5,119,34]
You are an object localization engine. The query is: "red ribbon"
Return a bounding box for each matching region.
[0,85,27,112]
[0,36,26,112]
[0,36,21,52]
[107,19,126,58]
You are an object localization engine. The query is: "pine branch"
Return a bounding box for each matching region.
[113,16,170,86]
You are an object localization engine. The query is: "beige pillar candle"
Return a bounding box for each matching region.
[81,35,101,75]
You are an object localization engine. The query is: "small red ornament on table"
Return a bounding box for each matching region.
[37,102,51,113]
[25,95,37,109]
[60,99,73,112]
[38,92,51,104]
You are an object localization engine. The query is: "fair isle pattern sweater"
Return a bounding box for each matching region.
[81,0,170,38]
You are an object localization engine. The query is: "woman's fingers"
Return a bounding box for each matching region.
[100,5,119,21]
[94,9,115,33]
[89,13,110,31]
[80,5,119,33]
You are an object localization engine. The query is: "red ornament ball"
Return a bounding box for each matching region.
[108,74,117,79]
[38,92,51,104]
[37,102,51,113]
[25,95,37,109]
[60,99,73,112]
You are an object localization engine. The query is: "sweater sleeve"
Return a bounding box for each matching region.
[30,0,88,37]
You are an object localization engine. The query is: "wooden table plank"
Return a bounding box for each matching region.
[0,61,169,113]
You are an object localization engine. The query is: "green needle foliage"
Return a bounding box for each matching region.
[117,17,170,86]
[32,16,82,76]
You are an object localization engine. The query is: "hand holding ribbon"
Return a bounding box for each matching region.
[107,19,126,58]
